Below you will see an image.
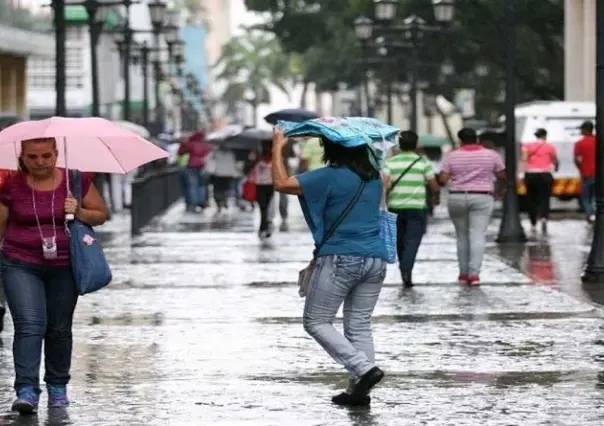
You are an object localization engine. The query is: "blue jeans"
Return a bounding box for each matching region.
[183,167,209,208]
[303,255,386,384]
[395,209,427,280]
[1,257,78,393]
[581,176,596,218]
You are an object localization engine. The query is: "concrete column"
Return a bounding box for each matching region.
[7,58,17,113]
[15,56,26,117]
[582,0,596,101]
[565,0,584,100]
[0,56,4,111]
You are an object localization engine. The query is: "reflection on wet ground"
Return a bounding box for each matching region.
[0,202,603,425]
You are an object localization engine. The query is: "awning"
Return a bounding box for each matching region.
[0,24,53,57]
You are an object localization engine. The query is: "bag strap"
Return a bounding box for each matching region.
[313,179,365,258]
[388,156,422,194]
[526,142,546,160]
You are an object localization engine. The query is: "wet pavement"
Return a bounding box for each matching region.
[1,201,604,425]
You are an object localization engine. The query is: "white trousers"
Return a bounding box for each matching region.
[109,170,136,211]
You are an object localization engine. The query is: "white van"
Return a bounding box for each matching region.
[505,101,594,205]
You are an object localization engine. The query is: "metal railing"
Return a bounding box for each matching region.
[0,1,51,32]
[131,166,182,235]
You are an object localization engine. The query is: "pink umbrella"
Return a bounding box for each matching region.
[0,116,169,173]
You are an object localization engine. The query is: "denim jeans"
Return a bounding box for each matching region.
[581,176,596,218]
[183,167,209,208]
[447,193,494,276]
[269,191,289,221]
[395,209,427,281]
[1,257,78,393]
[303,255,386,384]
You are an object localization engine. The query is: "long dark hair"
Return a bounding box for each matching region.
[321,137,380,181]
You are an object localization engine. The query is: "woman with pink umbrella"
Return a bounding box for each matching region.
[0,117,167,415]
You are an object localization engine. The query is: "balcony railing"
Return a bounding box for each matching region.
[0,0,51,32]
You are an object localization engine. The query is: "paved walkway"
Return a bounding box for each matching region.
[0,200,602,425]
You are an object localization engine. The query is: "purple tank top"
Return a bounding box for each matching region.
[0,169,91,266]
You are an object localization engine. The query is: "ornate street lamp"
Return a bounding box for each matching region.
[354,16,373,41]
[148,0,167,130]
[496,0,527,243]
[113,24,134,121]
[374,0,398,21]
[83,0,110,117]
[432,0,455,23]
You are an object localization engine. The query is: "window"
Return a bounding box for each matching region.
[66,47,83,71]
[67,75,84,89]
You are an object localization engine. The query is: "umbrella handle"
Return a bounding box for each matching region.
[63,137,75,223]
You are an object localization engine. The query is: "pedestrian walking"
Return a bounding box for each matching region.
[177,130,214,212]
[272,127,388,407]
[574,120,596,224]
[269,139,296,231]
[207,146,239,213]
[522,128,559,233]
[298,137,324,172]
[439,128,506,286]
[386,131,440,288]
[250,140,275,239]
[0,137,109,414]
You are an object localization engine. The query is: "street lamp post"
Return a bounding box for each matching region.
[582,0,604,283]
[355,0,454,129]
[52,0,67,116]
[131,42,151,129]
[354,16,373,117]
[495,0,527,243]
[83,0,109,117]
[148,0,167,131]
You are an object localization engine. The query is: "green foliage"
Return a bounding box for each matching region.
[244,0,564,121]
[214,28,292,106]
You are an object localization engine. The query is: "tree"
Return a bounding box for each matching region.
[245,0,563,122]
[214,28,293,124]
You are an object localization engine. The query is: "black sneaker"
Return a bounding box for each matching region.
[331,392,371,407]
[350,367,384,397]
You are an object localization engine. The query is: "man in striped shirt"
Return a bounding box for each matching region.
[386,131,440,288]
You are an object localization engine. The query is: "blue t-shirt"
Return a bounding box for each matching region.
[296,167,388,260]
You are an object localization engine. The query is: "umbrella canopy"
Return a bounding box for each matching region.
[113,120,151,139]
[264,108,319,125]
[210,127,273,151]
[0,116,169,173]
[206,124,244,142]
[418,134,450,148]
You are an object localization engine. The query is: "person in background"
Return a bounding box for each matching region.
[109,170,135,212]
[250,139,275,239]
[298,137,324,172]
[272,128,387,407]
[439,128,506,286]
[178,130,214,212]
[574,120,596,224]
[208,146,239,213]
[269,139,296,231]
[522,128,559,233]
[0,138,109,414]
[386,131,440,288]
[415,146,436,216]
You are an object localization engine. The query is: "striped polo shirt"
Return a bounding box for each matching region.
[386,152,434,210]
[440,145,505,192]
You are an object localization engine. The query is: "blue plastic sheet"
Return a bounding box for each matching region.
[278,116,399,147]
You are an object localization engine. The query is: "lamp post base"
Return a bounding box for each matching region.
[496,192,527,243]
[581,267,604,283]
[582,211,604,283]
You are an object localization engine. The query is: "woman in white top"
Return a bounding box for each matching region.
[251,139,274,239]
[208,146,239,212]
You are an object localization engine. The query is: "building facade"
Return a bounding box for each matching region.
[27,5,149,120]
[0,12,53,121]
[564,0,595,102]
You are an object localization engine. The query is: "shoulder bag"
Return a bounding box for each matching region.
[67,170,113,295]
[297,179,366,297]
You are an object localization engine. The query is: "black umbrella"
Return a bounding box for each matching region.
[264,108,319,125]
[216,127,273,151]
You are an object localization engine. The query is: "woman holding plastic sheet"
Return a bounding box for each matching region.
[272,126,388,407]
[0,138,109,414]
